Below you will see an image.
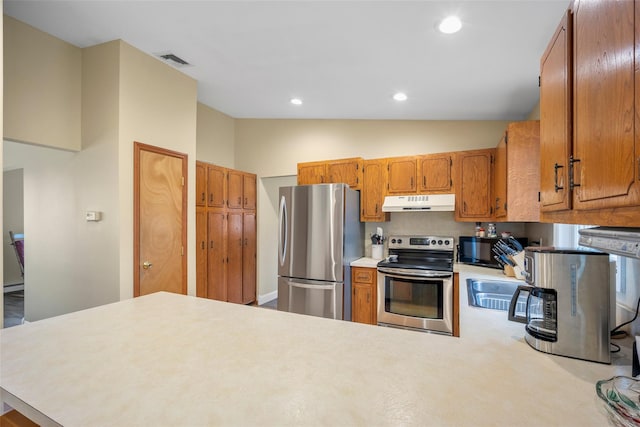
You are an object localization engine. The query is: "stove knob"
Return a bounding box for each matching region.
[444,240,450,246]
[431,240,436,245]
[391,239,396,244]
[438,240,443,245]
[397,239,403,244]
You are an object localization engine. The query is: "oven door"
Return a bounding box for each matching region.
[377,267,453,335]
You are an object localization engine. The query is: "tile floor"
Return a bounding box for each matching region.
[3,290,24,328]
[260,299,277,310]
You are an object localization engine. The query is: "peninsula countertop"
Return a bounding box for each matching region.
[1,287,630,426]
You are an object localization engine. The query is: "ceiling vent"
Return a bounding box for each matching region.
[155,52,191,68]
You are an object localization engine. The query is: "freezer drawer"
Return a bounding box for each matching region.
[277,277,344,320]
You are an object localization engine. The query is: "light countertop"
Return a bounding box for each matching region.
[350,257,381,268]
[1,281,631,426]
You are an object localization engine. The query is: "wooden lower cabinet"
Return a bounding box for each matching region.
[351,267,377,325]
[195,209,207,298]
[207,210,227,301]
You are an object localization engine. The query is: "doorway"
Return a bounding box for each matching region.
[133,142,188,296]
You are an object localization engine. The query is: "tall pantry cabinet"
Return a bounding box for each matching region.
[196,161,257,304]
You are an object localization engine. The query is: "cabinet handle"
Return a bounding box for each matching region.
[569,156,581,190]
[367,293,369,303]
[209,193,213,203]
[244,238,248,246]
[375,203,378,214]
[238,197,242,205]
[553,163,564,192]
[463,201,467,213]
[244,197,248,205]
[423,176,426,187]
[201,193,205,203]
[201,241,205,250]
[210,241,214,249]
[410,177,414,188]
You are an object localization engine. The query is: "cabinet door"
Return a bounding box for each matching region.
[226,212,244,303]
[455,149,494,221]
[326,158,363,190]
[207,165,226,208]
[505,121,541,222]
[494,135,507,219]
[573,0,639,209]
[242,212,257,304]
[196,162,207,207]
[540,10,572,212]
[387,157,417,194]
[418,153,454,193]
[361,159,390,222]
[297,162,326,185]
[227,170,243,209]
[207,211,226,301]
[351,267,377,325]
[243,173,257,210]
[196,210,207,298]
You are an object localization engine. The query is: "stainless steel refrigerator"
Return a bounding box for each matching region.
[277,183,363,320]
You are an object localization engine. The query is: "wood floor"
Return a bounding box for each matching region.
[3,290,24,328]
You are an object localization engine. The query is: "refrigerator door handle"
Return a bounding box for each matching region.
[288,281,337,291]
[279,195,288,266]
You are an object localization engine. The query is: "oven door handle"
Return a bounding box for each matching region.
[377,267,453,279]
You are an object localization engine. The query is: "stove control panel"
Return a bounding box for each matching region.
[387,235,454,251]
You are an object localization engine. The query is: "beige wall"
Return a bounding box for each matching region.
[1,8,4,327]
[234,119,509,178]
[527,100,541,120]
[118,41,198,299]
[196,103,235,168]
[3,16,81,151]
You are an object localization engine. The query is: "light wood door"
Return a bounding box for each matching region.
[207,165,226,208]
[297,161,326,185]
[455,149,494,221]
[242,212,257,304]
[134,142,187,297]
[418,153,453,193]
[196,161,207,207]
[226,211,244,303]
[326,158,363,190]
[243,173,257,210]
[540,10,572,212]
[227,170,244,209]
[351,267,376,325]
[361,159,389,222]
[387,157,417,194]
[207,211,226,301]
[196,209,207,298]
[573,0,639,210]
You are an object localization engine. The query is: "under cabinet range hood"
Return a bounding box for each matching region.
[578,227,640,259]
[382,194,455,212]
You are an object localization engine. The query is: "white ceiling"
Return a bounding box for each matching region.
[4,0,569,121]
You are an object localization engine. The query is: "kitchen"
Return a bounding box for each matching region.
[3,0,640,426]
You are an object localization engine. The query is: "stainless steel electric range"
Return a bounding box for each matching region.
[377,235,455,335]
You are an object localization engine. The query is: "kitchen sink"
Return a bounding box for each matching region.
[466,278,528,312]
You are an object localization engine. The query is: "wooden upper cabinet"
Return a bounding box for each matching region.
[326,158,363,190]
[196,162,207,207]
[494,121,541,222]
[207,165,226,208]
[494,135,507,219]
[540,9,572,212]
[455,149,495,221]
[361,159,389,222]
[297,161,326,185]
[227,170,244,209]
[418,153,454,193]
[387,157,417,194]
[298,158,364,189]
[243,173,257,210]
[572,0,639,210]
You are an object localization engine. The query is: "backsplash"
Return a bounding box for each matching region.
[363,211,528,258]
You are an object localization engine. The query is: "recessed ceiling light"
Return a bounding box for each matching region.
[439,15,462,34]
[290,98,303,105]
[393,92,408,102]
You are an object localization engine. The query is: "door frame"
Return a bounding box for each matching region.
[133,141,188,297]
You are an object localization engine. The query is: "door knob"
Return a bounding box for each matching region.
[142,261,153,270]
